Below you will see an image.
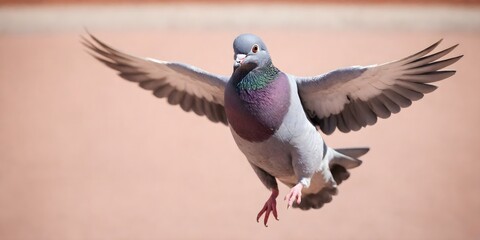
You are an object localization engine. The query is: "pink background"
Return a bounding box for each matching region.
[0,4,479,239]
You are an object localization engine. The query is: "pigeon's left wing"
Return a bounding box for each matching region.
[82,34,229,125]
[295,40,462,135]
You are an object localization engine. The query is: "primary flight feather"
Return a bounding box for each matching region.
[83,33,461,226]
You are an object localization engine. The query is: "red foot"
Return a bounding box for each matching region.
[285,183,303,208]
[256,188,279,227]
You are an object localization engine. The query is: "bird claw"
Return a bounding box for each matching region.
[257,188,279,227]
[285,183,303,209]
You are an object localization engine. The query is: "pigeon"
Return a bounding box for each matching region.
[82,33,462,226]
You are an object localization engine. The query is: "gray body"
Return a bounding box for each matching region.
[226,71,361,209]
[230,74,329,193]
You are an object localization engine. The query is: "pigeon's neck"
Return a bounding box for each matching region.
[225,68,291,142]
[236,63,280,91]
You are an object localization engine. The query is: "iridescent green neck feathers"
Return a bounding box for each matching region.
[237,63,280,91]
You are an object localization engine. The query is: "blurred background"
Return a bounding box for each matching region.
[1,0,479,239]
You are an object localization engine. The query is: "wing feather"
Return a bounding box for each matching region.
[368,97,391,119]
[82,34,229,125]
[296,40,462,134]
[193,98,205,116]
[180,94,195,112]
[400,71,456,83]
[391,84,424,101]
[336,114,350,133]
[342,106,361,131]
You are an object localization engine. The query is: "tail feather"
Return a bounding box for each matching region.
[294,187,337,210]
[292,147,369,210]
[335,147,370,159]
[331,147,369,169]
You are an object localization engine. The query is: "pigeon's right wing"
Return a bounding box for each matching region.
[82,34,229,125]
[295,40,462,135]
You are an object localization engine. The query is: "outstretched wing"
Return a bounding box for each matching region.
[82,34,230,125]
[295,40,462,135]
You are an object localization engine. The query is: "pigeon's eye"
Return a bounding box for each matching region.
[251,44,259,53]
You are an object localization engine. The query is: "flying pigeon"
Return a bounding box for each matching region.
[82,33,462,226]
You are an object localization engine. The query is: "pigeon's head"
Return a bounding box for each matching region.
[233,33,271,72]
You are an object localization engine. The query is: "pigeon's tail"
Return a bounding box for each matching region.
[332,147,369,169]
[329,147,369,185]
[293,147,369,210]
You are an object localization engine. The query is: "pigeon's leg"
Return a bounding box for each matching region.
[249,162,279,226]
[256,187,279,227]
[285,182,304,208]
[286,134,326,208]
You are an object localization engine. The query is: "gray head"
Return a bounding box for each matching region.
[233,33,271,71]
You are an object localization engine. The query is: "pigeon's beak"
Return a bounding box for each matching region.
[233,54,246,71]
[235,54,246,65]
